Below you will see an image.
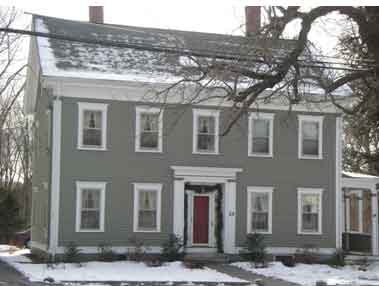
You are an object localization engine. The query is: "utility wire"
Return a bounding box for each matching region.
[0,27,376,73]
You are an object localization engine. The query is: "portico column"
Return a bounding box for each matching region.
[173,178,185,239]
[224,179,236,254]
[371,188,378,256]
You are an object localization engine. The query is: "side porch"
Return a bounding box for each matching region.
[342,171,379,256]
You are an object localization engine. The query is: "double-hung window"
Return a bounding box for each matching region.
[298,115,323,159]
[135,107,163,152]
[78,102,108,150]
[297,188,323,234]
[248,113,274,157]
[76,181,106,232]
[247,187,273,234]
[193,109,219,154]
[133,183,162,232]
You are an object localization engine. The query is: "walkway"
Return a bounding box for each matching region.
[0,260,30,286]
[208,264,299,286]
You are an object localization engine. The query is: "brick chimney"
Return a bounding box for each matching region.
[89,6,104,24]
[245,6,261,36]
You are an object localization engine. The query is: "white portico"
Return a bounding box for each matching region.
[171,166,242,254]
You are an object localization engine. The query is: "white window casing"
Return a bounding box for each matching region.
[135,106,163,153]
[297,188,323,235]
[193,109,220,155]
[75,181,106,232]
[298,115,323,159]
[133,183,162,232]
[248,112,274,157]
[247,186,274,234]
[77,102,108,151]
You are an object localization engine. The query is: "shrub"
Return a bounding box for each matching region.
[97,243,117,262]
[0,193,24,243]
[295,244,319,264]
[63,242,81,264]
[327,249,346,267]
[127,236,146,261]
[161,234,184,262]
[244,233,267,268]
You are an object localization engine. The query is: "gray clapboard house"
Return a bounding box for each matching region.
[25,6,349,257]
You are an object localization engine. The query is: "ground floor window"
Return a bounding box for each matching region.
[76,181,106,232]
[247,186,273,234]
[133,183,162,232]
[297,188,323,234]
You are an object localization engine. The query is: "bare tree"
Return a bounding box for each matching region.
[154,7,379,135]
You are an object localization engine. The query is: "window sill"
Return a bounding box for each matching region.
[299,155,323,160]
[248,153,273,158]
[76,229,104,233]
[134,229,161,233]
[297,231,322,235]
[135,148,163,153]
[77,146,107,151]
[192,151,220,155]
[248,231,272,235]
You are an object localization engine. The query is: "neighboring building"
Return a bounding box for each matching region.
[25,7,347,257]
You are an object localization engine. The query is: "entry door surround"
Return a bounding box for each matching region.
[171,166,242,254]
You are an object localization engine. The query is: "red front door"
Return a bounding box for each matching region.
[193,196,209,244]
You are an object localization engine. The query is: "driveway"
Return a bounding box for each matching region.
[0,260,30,285]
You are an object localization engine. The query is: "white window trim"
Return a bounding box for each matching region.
[346,190,364,234]
[247,186,274,234]
[192,109,220,155]
[133,183,162,233]
[248,112,274,157]
[77,102,108,151]
[75,181,106,233]
[297,188,323,235]
[135,106,163,153]
[298,115,323,159]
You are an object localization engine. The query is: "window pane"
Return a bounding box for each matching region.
[303,139,318,155]
[252,213,268,231]
[302,121,318,140]
[138,190,157,230]
[198,116,215,134]
[84,111,102,129]
[253,119,269,138]
[302,213,318,232]
[83,129,102,146]
[140,132,158,148]
[252,138,269,153]
[141,113,158,132]
[81,210,100,229]
[302,194,319,213]
[252,193,269,212]
[197,134,215,151]
[139,210,157,229]
[82,189,100,209]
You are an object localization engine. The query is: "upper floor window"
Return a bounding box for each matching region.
[298,115,323,159]
[247,186,273,234]
[135,107,163,152]
[193,109,219,154]
[248,113,274,157]
[297,188,323,235]
[78,102,108,150]
[76,181,106,232]
[133,183,162,232]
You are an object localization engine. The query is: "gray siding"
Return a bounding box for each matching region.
[58,97,337,249]
[31,87,51,246]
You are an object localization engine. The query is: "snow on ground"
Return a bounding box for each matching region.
[233,261,379,286]
[0,246,244,283]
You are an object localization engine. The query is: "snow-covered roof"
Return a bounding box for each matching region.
[342,171,379,179]
[33,15,294,83]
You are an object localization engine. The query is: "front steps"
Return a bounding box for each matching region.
[184,253,231,264]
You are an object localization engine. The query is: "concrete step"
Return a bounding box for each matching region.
[184,253,231,264]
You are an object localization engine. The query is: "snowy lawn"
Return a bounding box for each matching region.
[233,261,379,286]
[0,246,245,283]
